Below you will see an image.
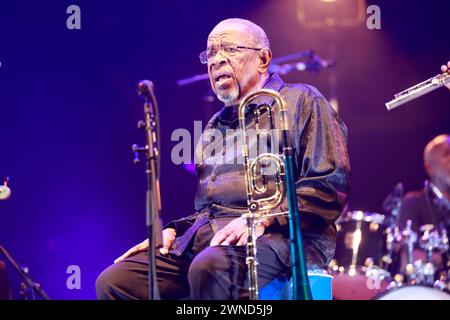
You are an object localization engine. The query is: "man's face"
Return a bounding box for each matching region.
[207,26,262,106]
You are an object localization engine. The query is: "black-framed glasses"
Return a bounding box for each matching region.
[199,45,262,64]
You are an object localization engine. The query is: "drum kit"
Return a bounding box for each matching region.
[329,209,450,300]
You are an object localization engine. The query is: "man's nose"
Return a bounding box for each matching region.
[210,51,228,67]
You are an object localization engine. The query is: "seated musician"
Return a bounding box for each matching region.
[95,18,350,300]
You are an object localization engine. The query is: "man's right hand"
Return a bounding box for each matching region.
[441,61,450,90]
[113,228,176,264]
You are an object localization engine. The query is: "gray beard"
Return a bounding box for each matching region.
[217,88,239,105]
[432,171,450,194]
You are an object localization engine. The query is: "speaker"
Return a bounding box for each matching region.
[0,260,12,300]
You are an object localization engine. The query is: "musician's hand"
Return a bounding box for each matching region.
[441,61,450,90]
[159,228,177,255]
[113,228,176,263]
[210,218,265,247]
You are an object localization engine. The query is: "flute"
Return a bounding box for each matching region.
[385,72,450,111]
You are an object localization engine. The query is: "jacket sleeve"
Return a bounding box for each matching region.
[293,86,351,225]
[163,212,199,236]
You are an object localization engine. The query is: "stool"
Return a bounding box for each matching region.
[259,269,333,300]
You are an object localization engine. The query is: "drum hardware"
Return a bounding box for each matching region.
[383,225,403,269]
[408,260,433,286]
[433,272,449,291]
[419,225,449,254]
[381,183,403,272]
[382,221,450,294]
[387,273,405,290]
[402,220,418,284]
[332,200,450,299]
[331,208,450,299]
[418,225,449,286]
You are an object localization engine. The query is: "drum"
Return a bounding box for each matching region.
[330,210,390,300]
[376,285,450,300]
[395,223,449,286]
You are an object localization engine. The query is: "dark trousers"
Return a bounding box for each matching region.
[95,222,288,300]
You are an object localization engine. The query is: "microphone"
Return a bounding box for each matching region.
[137,80,154,97]
[0,178,11,200]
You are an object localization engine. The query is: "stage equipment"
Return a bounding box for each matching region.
[132,80,163,300]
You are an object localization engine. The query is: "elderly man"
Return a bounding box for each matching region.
[399,134,450,232]
[96,18,350,300]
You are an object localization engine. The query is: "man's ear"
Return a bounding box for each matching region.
[424,161,433,180]
[258,48,272,73]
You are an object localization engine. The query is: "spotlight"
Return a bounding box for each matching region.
[297,0,366,28]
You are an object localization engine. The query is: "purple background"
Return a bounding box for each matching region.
[0,0,449,299]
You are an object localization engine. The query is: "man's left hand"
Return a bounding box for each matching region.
[210,217,265,246]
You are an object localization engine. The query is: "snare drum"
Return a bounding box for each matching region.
[330,210,390,299]
[376,285,450,300]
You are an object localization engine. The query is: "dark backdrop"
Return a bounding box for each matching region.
[0,0,449,299]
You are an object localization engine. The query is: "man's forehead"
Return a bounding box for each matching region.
[207,24,253,45]
[426,137,450,159]
[429,135,450,149]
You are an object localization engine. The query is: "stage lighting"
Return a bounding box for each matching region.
[297,0,366,28]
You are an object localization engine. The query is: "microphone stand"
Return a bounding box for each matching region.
[0,245,50,300]
[133,81,163,300]
[0,178,49,299]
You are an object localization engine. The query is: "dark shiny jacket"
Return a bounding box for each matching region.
[166,73,350,269]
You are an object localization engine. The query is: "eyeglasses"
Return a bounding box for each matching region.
[199,45,262,64]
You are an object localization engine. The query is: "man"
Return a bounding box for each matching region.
[399,134,450,232]
[96,18,350,300]
[397,134,450,279]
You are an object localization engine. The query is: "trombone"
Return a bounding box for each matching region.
[238,89,312,300]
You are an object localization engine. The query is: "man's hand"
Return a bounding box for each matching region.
[159,228,177,255]
[210,217,265,246]
[440,61,450,90]
[114,228,176,264]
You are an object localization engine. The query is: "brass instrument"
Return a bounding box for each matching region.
[238,89,312,300]
[385,72,450,111]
